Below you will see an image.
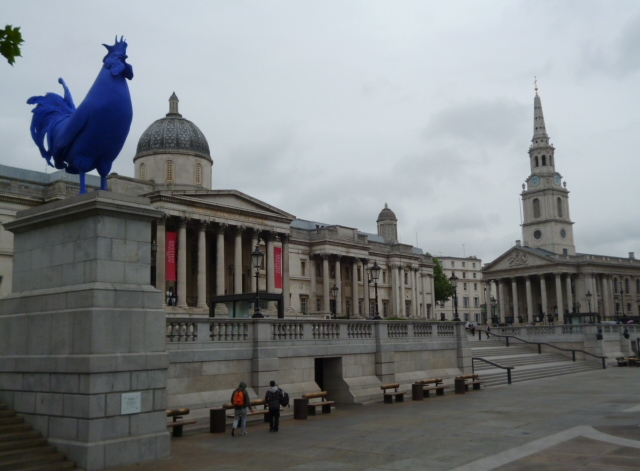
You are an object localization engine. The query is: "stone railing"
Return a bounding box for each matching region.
[166,318,461,343]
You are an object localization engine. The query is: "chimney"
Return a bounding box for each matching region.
[630,252,635,260]
[515,240,521,247]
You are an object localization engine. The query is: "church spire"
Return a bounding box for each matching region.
[532,79,549,147]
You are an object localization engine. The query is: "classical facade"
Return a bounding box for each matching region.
[0,94,436,319]
[435,256,485,323]
[482,89,640,325]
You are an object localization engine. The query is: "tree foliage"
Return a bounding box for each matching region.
[0,25,24,66]
[432,257,454,304]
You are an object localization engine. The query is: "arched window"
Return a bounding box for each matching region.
[556,197,563,217]
[541,155,546,166]
[549,156,553,166]
[195,163,202,185]
[534,156,539,167]
[165,160,174,182]
[140,163,146,180]
[625,278,630,293]
[613,278,618,293]
[533,199,541,218]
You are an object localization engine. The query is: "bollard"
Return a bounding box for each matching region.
[454,378,466,394]
[294,398,309,420]
[412,383,424,401]
[210,408,226,433]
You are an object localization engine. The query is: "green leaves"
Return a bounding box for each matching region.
[433,258,454,304]
[0,25,24,66]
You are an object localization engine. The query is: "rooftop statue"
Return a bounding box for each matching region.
[27,37,133,194]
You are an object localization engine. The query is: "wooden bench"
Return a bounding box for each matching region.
[224,398,270,421]
[381,383,405,403]
[166,408,197,437]
[414,378,449,397]
[302,391,335,415]
[456,374,484,392]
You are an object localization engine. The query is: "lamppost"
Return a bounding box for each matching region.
[150,240,158,288]
[490,296,498,326]
[636,297,640,322]
[449,273,459,321]
[586,290,596,323]
[331,283,339,318]
[370,261,381,320]
[251,245,264,318]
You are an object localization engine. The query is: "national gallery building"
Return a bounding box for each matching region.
[482,90,640,325]
[0,94,436,319]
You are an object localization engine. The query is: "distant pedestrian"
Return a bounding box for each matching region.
[265,380,284,432]
[230,381,252,436]
[470,323,476,337]
[486,325,491,338]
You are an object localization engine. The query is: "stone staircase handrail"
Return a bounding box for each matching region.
[471,357,514,384]
[477,329,607,369]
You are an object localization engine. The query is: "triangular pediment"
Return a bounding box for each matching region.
[148,189,296,222]
[483,246,557,274]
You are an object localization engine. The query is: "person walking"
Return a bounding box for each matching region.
[230,381,252,436]
[265,380,283,432]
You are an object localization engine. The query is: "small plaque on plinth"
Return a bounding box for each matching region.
[121,392,141,415]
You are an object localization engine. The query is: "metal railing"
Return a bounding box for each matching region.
[471,357,513,384]
[477,329,607,369]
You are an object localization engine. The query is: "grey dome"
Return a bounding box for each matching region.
[135,93,211,161]
[377,203,397,222]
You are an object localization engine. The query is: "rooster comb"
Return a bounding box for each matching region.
[102,36,128,57]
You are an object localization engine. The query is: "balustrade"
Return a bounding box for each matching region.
[272,322,304,340]
[436,323,455,337]
[347,322,372,339]
[413,323,433,337]
[387,323,408,338]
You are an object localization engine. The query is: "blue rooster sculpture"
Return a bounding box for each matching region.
[27,37,133,194]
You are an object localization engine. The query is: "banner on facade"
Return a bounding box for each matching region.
[166,232,177,281]
[275,246,283,289]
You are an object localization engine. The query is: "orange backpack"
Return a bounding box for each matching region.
[233,390,244,407]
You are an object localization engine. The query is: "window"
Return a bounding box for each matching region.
[451,261,455,267]
[300,296,308,315]
[474,297,479,308]
[463,282,467,290]
[625,278,630,293]
[557,197,563,217]
[301,261,306,277]
[404,272,408,285]
[462,272,466,278]
[165,160,174,182]
[140,163,146,180]
[383,301,389,316]
[463,297,469,308]
[357,267,362,282]
[614,278,619,294]
[316,264,322,277]
[464,313,470,322]
[472,263,476,268]
[542,155,546,166]
[473,273,476,278]
[316,298,322,312]
[474,283,478,290]
[369,300,376,316]
[345,266,351,280]
[405,301,411,317]
[346,300,351,317]
[358,299,363,315]
[382,270,387,284]
[462,262,466,267]
[534,156,539,167]
[533,199,541,218]
[330,264,335,279]
[195,163,202,185]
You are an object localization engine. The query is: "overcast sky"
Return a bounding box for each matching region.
[2,1,640,263]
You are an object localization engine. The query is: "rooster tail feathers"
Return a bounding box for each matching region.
[26,78,76,167]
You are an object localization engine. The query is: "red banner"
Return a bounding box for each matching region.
[275,247,283,289]
[166,232,177,281]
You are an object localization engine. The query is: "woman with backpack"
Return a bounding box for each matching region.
[265,380,283,432]
[230,381,252,436]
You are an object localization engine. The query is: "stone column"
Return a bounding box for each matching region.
[498,280,506,322]
[430,274,435,318]
[156,217,166,307]
[250,230,259,292]
[282,235,290,311]
[335,255,342,316]
[511,278,520,323]
[555,274,564,323]
[565,274,573,315]
[412,268,419,318]
[0,191,169,470]
[399,266,405,317]
[525,276,534,324]
[322,254,330,313]
[540,275,548,322]
[234,227,243,294]
[601,275,611,319]
[390,264,398,317]
[352,258,359,318]
[197,221,208,309]
[216,225,226,296]
[177,218,188,308]
[310,256,316,313]
[362,259,370,317]
[266,233,275,294]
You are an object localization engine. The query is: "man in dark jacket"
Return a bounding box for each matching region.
[230,381,252,436]
[264,380,283,432]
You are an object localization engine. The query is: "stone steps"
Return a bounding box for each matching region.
[471,342,604,387]
[0,404,84,471]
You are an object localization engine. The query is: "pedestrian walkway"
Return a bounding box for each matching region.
[109,367,640,470]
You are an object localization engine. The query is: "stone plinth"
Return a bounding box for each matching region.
[0,191,169,471]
